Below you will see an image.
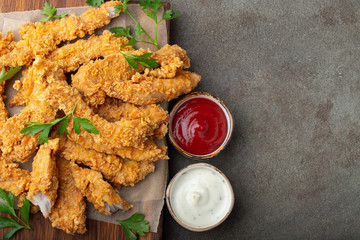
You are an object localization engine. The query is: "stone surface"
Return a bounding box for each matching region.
[163,0,360,239]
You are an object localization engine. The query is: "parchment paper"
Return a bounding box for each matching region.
[0,4,169,232]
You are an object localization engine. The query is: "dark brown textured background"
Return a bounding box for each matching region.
[0,1,163,239]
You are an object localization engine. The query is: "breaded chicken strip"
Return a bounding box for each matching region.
[0,158,31,198]
[49,157,86,234]
[0,61,63,162]
[28,139,59,218]
[69,137,168,162]
[94,97,169,139]
[11,31,131,107]
[0,1,121,67]
[58,136,155,187]
[72,44,201,106]
[71,162,132,215]
[48,78,159,149]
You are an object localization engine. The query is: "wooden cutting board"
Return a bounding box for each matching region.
[0,0,168,239]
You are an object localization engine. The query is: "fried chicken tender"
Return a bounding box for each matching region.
[94,97,169,139]
[48,78,159,149]
[0,158,31,197]
[11,31,131,107]
[71,162,132,215]
[71,137,168,162]
[49,157,86,234]
[58,136,155,187]
[27,139,59,218]
[72,44,200,106]
[0,1,121,67]
[0,61,63,162]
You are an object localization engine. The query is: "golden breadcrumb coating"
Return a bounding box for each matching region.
[58,136,155,187]
[27,139,59,218]
[0,158,31,197]
[49,157,86,234]
[71,162,132,215]
[72,44,201,106]
[94,97,169,139]
[0,31,15,55]
[0,81,9,128]
[11,31,131,107]
[0,1,121,67]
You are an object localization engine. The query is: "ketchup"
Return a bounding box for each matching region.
[171,97,228,155]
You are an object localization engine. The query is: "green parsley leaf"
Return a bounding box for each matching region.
[115,0,129,14]
[117,213,150,240]
[121,38,140,49]
[20,104,98,145]
[111,26,132,37]
[0,66,22,83]
[0,189,32,239]
[19,196,30,225]
[0,202,14,217]
[162,10,181,21]
[0,216,22,229]
[58,117,69,135]
[121,52,159,70]
[20,123,52,137]
[38,126,51,145]
[139,0,163,20]
[73,117,99,135]
[3,226,24,239]
[0,189,15,216]
[134,23,143,37]
[86,0,104,7]
[39,2,68,22]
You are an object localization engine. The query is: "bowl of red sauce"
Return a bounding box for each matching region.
[169,92,233,159]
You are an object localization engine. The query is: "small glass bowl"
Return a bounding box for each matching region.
[169,92,234,160]
[166,163,235,231]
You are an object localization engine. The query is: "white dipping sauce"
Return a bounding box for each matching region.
[170,167,232,228]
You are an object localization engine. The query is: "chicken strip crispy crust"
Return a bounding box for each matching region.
[49,157,86,234]
[48,78,160,149]
[0,1,121,67]
[0,81,9,128]
[71,162,132,215]
[0,60,63,162]
[0,31,15,55]
[0,158,31,197]
[11,31,131,107]
[58,135,155,187]
[72,44,201,106]
[27,138,59,218]
[94,97,169,139]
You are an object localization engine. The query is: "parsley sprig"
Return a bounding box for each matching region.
[39,2,68,22]
[0,66,22,83]
[117,213,150,240]
[120,52,159,70]
[111,0,180,50]
[0,189,32,239]
[20,104,99,145]
[86,0,104,7]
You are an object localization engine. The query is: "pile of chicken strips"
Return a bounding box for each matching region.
[0,1,200,234]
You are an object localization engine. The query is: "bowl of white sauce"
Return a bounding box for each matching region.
[166,163,234,231]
